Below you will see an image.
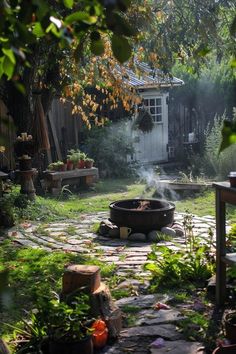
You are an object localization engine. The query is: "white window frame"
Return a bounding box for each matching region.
[143,97,162,123]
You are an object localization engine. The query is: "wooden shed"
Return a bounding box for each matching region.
[125,63,184,164]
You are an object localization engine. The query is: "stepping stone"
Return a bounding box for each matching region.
[150,339,205,353]
[116,294,169,309]
[136,309,185,326]
[120,324,182,340]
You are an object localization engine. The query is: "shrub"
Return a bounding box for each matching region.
[144,212,215,291]
[203,111,236,179]
[0,196,15,227]
[83,122,136,178]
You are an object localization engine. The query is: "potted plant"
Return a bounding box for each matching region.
[14,133,35,157]
[44,294,93,354]
[13,293,94,354]
[85,158,94,169]
[224,312,236,344]
[48,161,65,171]
[78,152,87,169]
[67,149,80,170]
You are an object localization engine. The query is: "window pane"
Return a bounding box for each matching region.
[150,99,155,106]
[150,107,155,115]
[144,99,149,106]
[156,98,161,105]
[157,106,162,114]
[156,115,162,122]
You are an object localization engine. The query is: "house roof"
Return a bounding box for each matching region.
[125,62,184,89]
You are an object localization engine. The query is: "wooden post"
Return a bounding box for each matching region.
[215,188,226,306]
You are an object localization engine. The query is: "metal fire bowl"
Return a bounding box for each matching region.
[109,198,175,233]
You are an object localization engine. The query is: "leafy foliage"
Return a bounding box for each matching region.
[145,213,215,291]
[134,108,154,133]
[83,123,136,177]
[220,108,236,152]
[0,0,136,81]
[204,112,236,178]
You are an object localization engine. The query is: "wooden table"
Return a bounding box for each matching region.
[213,181,236,306]
[43,168,99,195]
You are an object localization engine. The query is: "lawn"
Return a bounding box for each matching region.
[12,179,236,223]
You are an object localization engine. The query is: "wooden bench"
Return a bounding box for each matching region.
[43,168,99,195]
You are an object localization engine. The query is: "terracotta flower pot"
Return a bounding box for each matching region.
[78,160,85,169]
[60,163,67,172]
[49,336,93,354]
[67,161,74,170]
[225,313,236,344]
[212,344,236,353]
[85,161,94,169]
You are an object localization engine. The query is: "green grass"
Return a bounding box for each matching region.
[175,190,216,217]
[11,179,236,223]
[0,240,117,337]
[15,179,147,222]
[176,189,236,223]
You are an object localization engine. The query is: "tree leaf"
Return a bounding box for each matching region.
[111,34,131,63]
[91,38,105,56]
[65,11,97,25]
[2,48,16,64]
[2,56,15,79]
[230,57,236,68]
[14,82,26,95]
[0,57,4,79]
[106,13,136,37]
[219,120,236,153]
[230,15,236,37]
[63,0,74,8]
[32,22,45,37]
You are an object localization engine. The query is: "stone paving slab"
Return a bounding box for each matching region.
[120,324,182,340]
[150,340,205,354]
[135,309,185,326]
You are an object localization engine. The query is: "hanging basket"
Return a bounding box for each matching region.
[134,108,154,133]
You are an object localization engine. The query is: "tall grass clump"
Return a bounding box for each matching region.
[204,110,236,179]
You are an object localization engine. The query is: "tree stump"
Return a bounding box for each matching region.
[62,265,122,338]
[62,265,101,295]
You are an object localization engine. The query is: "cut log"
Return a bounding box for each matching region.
[62,265,101,295]
[90,282,122,338]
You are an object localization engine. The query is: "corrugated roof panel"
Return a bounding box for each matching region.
[123,62,184,88]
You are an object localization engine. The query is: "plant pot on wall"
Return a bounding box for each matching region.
[49,336,93,354]
[225,312,236,344]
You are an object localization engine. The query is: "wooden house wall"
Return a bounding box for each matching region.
[0,99,16,171]
[48,98,82,162]
[168,101,209,159]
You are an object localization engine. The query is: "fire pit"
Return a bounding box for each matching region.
[109,199,175,233]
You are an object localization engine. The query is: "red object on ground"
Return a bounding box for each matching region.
[91,320,108,349]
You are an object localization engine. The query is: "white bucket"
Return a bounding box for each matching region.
[188,132,195,143]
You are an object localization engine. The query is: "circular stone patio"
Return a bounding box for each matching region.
[5,212,221,354]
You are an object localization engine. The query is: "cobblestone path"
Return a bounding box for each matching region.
[6,212,218,353]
